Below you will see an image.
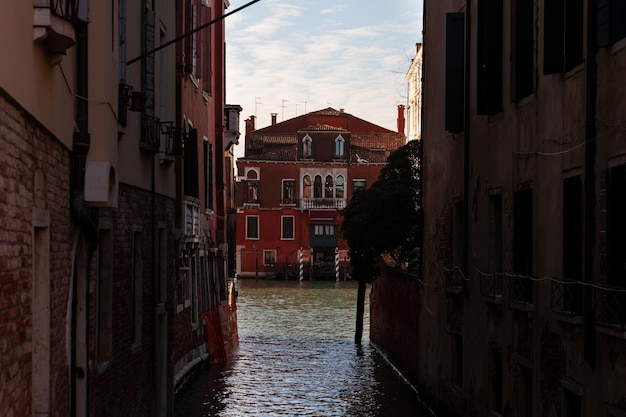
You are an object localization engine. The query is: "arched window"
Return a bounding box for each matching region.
[325,175,334,198]
[303,175,312,199]
[302,134,313,158]
[334,135,345,157]
[314,175,323,198]
[246,170,259,202]
[335,175,344,199]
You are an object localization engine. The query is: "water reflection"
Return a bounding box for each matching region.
[174,280,430,417]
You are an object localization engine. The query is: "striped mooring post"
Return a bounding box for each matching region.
[335,247,339,281]
[299,247,303,281]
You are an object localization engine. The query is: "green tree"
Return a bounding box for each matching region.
[341,140,421,344]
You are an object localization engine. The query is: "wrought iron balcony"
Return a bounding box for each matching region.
[301,198,346,210]
[510,274,533,310]
[33,0,86,57]
[479,271,502,303]
[551,280,583,317]
[595,286,626,331]
[444,266,465,294]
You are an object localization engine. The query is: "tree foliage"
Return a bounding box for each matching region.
[342,139,421,273]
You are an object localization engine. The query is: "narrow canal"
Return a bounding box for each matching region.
[174,280,432,416]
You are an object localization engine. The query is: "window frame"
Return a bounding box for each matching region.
[281,215,295,240]
[246,215,259,240]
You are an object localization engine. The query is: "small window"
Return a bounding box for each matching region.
[334,135,345,157]
[302,134,313,158]
[353,179,366,193]
[282,216,294,239]
[453,333,463,388]
[282,180,295,204]
[246,216,259,239]
[263,250,276,265]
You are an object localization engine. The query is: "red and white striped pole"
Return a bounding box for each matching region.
[299,247,303,281]
[335,247,339,281]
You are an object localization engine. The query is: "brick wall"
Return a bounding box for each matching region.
[0,90,73,417]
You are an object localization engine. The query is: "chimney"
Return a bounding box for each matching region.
[397,104,406,135]
[245,115,256,136]
[271,113,277,125]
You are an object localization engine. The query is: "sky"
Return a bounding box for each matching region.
[224,0,423,160]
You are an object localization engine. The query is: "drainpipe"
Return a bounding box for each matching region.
[72,21,98,246]
[583,0,597,369]
[463,0,472,296]
[70,19,97,417]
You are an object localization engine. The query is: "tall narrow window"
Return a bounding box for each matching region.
[562,386,582,417]
[485,192,503,298]
[336,175,345,199]
[314,175,323,198]
[302,134,313,158]
[204,139,214,210]
[184,127,199,198]
[562,175,582,314]
[445,12,465,132]
[607,165,626,287]
[518,366,533,417]
[282,216,295,239]
[199,254,208,312]
[303,175,312,199]
[246,215,259,239]
[282,179,295,204]
[512,0,534,101]
[544,0,583,74]
[513,188,534,305]
[246,170,259,203]
[334,135,345,157]
[477,0,503,115]
[324,175,334,198]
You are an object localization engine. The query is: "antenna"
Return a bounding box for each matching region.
[281,99,289,121]
[254,97,261,117]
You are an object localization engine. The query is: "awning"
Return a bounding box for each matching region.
[309,209,336,220]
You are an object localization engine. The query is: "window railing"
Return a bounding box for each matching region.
[479,271,502,302]
[551,280,583,317]
[510,275,533,309]
[301,198,345,209]
[444,266,464,294]
[141,114,160,154]
[596,286,626,331]
[50,0,82,23]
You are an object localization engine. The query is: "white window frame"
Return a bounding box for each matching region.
[246,215,259,240]
[281,216,295,240]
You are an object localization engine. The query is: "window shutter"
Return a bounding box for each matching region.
[477,0,503,115]
[445,12,465,133]
[184,128,199,198]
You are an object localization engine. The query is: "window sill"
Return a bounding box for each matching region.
[553,312,583,326]
[564,63,584,80]
[597,323,626,340]
[482,294,503,305]
[510,301,534,312]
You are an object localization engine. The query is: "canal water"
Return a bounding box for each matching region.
[174,280,432,417]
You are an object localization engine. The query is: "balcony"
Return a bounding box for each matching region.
[301,198,346,210]
[444,265,465,294]
[551,280,583,323]
[596,286,626,337]
[479,271,502,304]
[33,0,86,59]
[510,274,534,311]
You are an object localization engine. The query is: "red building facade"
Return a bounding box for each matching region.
[235,107,405,279]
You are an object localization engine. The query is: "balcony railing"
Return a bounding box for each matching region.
[301,198,346,210]
[479,271,502,302]
[596,286,626,331]
[510,274,533,309]
[551,280,583,317]
[444,265,465,294]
